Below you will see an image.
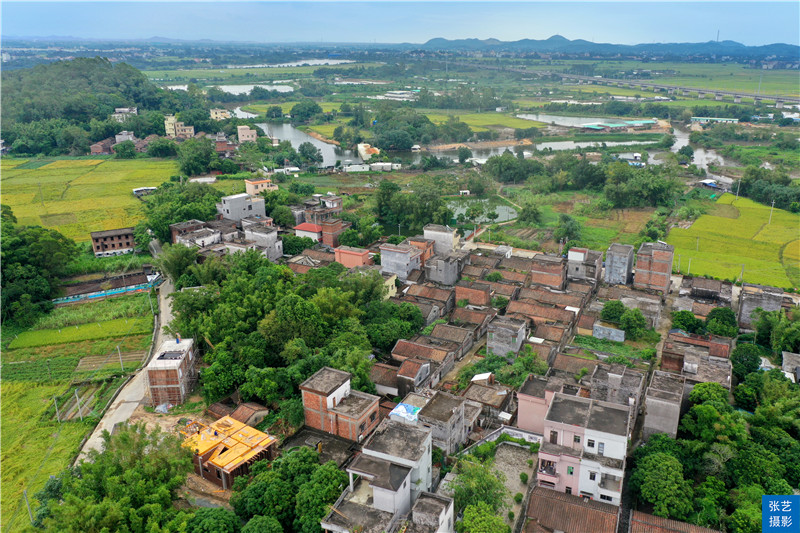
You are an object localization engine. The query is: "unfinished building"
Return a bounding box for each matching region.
[633,242,674,294]
[605,243,634,285]
[738,283,784,329]
[146,338,196,406]
[642,371,685,440]
[182,416,278,489]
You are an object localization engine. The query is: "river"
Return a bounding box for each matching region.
[255,122,364,168]
[669,126,734,185]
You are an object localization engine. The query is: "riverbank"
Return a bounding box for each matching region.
[299,127,340,146]
[428,138,534,151]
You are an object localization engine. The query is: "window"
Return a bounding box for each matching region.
[359,422,366,433]
[567,466,574,475]
[600,495,612,502]
[216,469,222,479]
[565,487,572,495]
[587,439,595,448]
[550,430,558,445]
[589,472,596,481]
[598,442,605,455]
[574,435,581,444]
[370,412,376,422]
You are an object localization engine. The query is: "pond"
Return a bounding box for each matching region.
[516,113,629,128]
[213,84,294,94]
[446,198,518,223]
[228,59,355,68]
[254,122,363,168]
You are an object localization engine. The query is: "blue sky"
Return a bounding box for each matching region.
[3,2,798,46]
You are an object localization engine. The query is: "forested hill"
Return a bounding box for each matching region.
[1,57,161,124]
[420,35,800,59]
[0,57,210,156]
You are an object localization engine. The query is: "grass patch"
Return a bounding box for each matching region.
[2,158,178,242]
[667,194,800,288]
[33,294,152,330]
[243,101,342,114]
[61,251,154,277]
[572,334,656,359]
[2,334,151,363]
[9,317,153,349]
[1,381,92,532]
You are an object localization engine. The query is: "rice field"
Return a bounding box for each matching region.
[143,62,383,83]
[9,317,153,349]
[1,158,178,241]
[667,194,800,289]
[423,112,547,131]
[242,101,342,114]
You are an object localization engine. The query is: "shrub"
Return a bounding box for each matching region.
[519,472,529,484]
[601,300,626,322]
[508,511,515,521]
[514,493,523,504]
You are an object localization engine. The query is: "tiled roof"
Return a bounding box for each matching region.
[507,300,575,324]
[469,254,500,267]
[294,222,322,232]
[629,511,720,533]
[431,324,473,345]
[552,353,599,375]
[370,363,399,388]
[534,324,568,343]
[518,287,585,308]
[392,340,450,363]
[485,268,528,284]
[526,486,618,533]
[407,284,453,303]
[500,256,534,272]
[451,307,496,327]
[398,358,427,378]
[302,248,335,262]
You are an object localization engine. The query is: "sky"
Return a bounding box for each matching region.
[3,1,799,47]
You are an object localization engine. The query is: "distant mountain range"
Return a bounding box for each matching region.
[417,35,799,58]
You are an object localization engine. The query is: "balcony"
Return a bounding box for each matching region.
[537,464,558,483]
[599,475,622,493]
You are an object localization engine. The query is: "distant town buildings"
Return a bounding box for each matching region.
[210,108,231,120]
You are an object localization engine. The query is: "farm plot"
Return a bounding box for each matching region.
[1,158,178,242]
[667,194,800,288]
[1,295,155,531]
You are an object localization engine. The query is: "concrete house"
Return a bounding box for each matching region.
[417,391,475,455]
[293,222,323,242]
[300,367,381,442]
[423,224,459,255]
[146,338,196,406]
[380,243,423,282]
[538,394,630,505]
[243,225,283,261]
[633,242,674,294]
[642,371,685,440]
[177,228,222,249]
[335,246,373,269]
[407,236,435,268]
[397,359,437,397]
[320,217,351,248]
[425,253,466,286]
[589,363,645,432]
[216,193,266,221]
[605,243,634,285]
[362,419,433,502]
[209,108,231,120]
[244,178,278,196]
[461,376,512,422]
[236,125,258,143]
[392,338,457,380]
[567,248,603,284]
[487,316,527,357]
[738,283,784,329]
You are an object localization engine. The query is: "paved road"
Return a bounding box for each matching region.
[77,276,174,461]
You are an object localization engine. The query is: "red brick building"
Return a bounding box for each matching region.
[321,218,351,247]
[300,367,380,442]
[90,227,135,257]
[146,339,196,406]
[407,236,435,268]
[530,254,567,290]
[634,242,674,294]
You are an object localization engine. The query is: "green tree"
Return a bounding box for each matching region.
[458,502,511,533]
[630,452,694,520]
[154,243,198,283]
[620,308,648,339]
[449,458,509,513]
[688,382,729,407]
[458,146,473,164]
[290,100,323,123]
[294,462,347,533]
[681,402,747,445]
[178,137,217,175]
[517,201,541,224]
[486,272,503,282]
[553,213,581,242]
[112,139,136,159]
[601,300,626,322]
[242,515,282,533]
[282,235,316,255]
[671,310,705,334]
[271,205,297,228]
[731,343,762,381]
[146,137,178,157]
[187,508,240,533]
[265,105,284,119]
[298,141,323,164]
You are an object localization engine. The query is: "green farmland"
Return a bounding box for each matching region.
[143,62,383,84]
[1,157,178,242]
[1,294,154,531]
[667,194,800,289]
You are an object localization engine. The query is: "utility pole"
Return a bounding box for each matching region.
[23,490,33,524]
[735,179,741,199]
[53,396,61,424]
[687,258,692,276]
[74,389,83,422]
[769,199,775,224]
[677,255,681,273]
[397,223,401,236]
[118,345,124,372]
[739,264,745,283]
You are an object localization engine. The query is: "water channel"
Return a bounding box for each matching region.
[232,109,730,174]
